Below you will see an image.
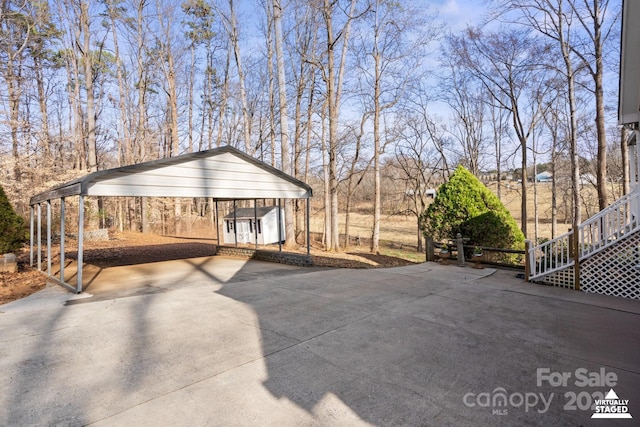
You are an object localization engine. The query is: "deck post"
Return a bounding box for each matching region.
[572,228,580,291]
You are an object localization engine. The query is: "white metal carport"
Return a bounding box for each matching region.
[29,146,313,293]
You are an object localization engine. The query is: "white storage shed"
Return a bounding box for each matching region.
[223,206,285,245]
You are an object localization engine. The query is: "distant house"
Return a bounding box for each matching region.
[535,171,553,182]
[405,189,437,199]
[223,206,285,245]
[580,173,597,185]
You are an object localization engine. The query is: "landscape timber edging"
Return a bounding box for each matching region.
[216,246,313,267]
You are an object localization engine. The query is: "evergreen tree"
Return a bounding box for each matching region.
[0,185,27,253]
[421,166,525,249]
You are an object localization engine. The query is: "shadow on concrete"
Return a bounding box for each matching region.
[4,258,640,425]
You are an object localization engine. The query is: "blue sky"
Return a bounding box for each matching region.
[435,0,490,31]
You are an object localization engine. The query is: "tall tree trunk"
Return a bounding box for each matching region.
[229,0,251,153]
[80,1,100,231]
[6,56,21,179]
[81,1,97,173]
[272,0,296,248]
[520,136,528,238]
[217,47,231,147]
[549,118,558,239]
[188,44,195,153]
[321,101,331,249]
[371,47,381,254]
[591,0,607,210]
[621,126,630,195]
[321,0,356,252]
[34,55,51,161]
[264,0,277,166]
[304,70,316,184]
[156,1,181,233]
[107,3,131,166]
[323,0,339,251]
[594,55,607,208]
[491,101,503,201]
[135,0,148,162]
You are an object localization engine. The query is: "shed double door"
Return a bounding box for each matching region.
[236,221,252,243]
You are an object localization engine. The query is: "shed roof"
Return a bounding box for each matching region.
[30,146,312,205]
[224,206,279,220]
[619,0,640,126]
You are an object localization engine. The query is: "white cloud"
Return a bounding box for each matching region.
[440,0,461,16]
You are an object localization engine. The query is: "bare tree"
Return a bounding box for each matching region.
[212,0,252,153]
[272,0,295,247]
[489,96,510,201]
[392,111,444,251]
[342,114,371,250]
[309,0,359,252]
[446,27,548,237]
[1,0,33,177]
[350,0,436,253]
[440,65,488,176]
[502,0,590,232]
[568,0,619,210]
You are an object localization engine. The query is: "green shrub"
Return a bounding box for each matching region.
[0,185,27,253]
[421,165,524,250]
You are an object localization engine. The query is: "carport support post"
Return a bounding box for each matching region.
[47,200,51,276]
[233,200,238,247]
[29,205,34,267]
[254,199,258,249]
[214,200,219,245]
[60,198,66,283]
[77,195,85,293]
[37,203,42,271]
[277,199,282,252]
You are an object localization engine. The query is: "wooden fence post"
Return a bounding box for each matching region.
[524,240,531,282]
[426,236,434,262]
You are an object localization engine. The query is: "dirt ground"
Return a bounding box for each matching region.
[1,231,415,305]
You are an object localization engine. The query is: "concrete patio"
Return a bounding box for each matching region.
[1,259,639,426]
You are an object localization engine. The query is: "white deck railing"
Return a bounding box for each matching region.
[528,189,640,281]
[578,190,640,260]
[528,231,573,280]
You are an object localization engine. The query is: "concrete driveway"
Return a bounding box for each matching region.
[1,260,639,426]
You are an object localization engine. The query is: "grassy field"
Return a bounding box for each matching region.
[308,181,616,259]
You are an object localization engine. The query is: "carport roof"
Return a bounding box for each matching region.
[30,146,312,204]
